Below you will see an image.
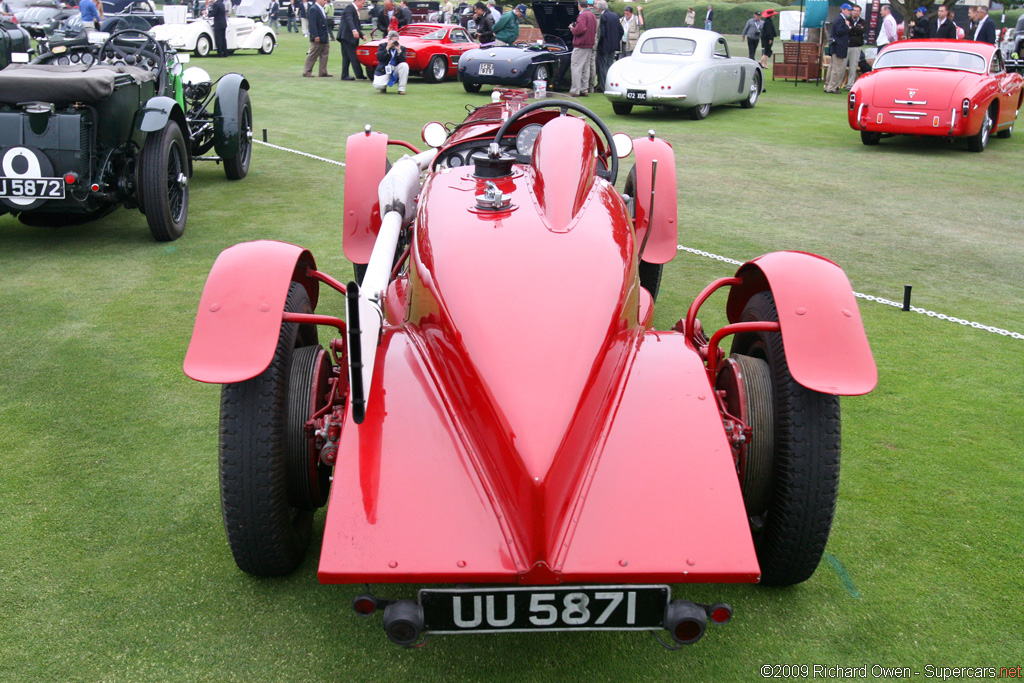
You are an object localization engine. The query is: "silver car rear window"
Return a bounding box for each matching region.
[639,37,697,57]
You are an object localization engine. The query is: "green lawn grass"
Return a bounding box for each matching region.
[1,32,1021,681]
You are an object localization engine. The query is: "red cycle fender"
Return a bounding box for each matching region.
[631,135,678,265]
[343,129,389,265]
[183,240,318,384]
[725,251,877,396]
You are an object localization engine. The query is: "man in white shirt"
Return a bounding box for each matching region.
[877,3,897,51]
[486,1,501,22]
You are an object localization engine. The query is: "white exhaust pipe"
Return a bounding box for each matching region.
[346,149,436,423]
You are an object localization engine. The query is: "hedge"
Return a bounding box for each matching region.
[642,2,788,35]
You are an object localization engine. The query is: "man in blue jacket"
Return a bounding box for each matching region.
[339,0,367,80]
[596,0,622,92]
[971,5,996,44]
[302,0,332,76]
[210,0,229,57]
[824,3,851,94]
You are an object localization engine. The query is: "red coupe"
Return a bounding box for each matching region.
[356,23,478,83]
[849,39,1023,151]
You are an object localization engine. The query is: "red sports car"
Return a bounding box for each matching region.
[356,23,478,83]
[849,39,1023,151]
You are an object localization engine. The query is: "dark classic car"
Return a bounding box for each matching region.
[458,0,576,93]
[40,6,164,53]
[14,0,77,39]
[0,19,33,68]
[0,30,252,240]
[356,23,477,83]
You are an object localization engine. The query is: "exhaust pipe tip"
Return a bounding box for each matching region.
[663,600,707,646]
[382,599,425,647]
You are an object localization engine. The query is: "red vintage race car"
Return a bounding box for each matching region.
[849,39,1023,151]
[356,23,478,83]
[184,95,877,648]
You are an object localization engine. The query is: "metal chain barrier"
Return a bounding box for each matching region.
[253,139,346,167]
[676,245,1024,341]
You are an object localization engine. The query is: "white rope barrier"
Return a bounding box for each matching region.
[253,139,346,167]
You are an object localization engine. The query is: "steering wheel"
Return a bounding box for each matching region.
[89,29,167,92]
[493,99,619,185]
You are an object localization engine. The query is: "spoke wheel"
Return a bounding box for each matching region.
[967,106,993,152]
[689,102,711,120]
[534,63,549,83]
[139,121,188,241]
[730,291,841,586]
[425,55,447,83]
[219,283,322,576]
[223,90,253,180]
[740,71,760,108]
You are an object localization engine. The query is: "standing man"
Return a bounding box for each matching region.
[286,0,298,33]
[267,0,279,34]
[210,0,229,57]
[79,0,103,31]
[685,6,694,27]
[596,0,621,91]
[486,1,501,23]
[568,0,596,97]
[376,0,395,34]
[909,6,930,39]
[303,0,332,76]
[620,5,639,56]
[741,10,762,61]
[845,4,865,89]
[824,3,851,94]
[972,5,995,44]
[877,3,897,51]
[339,0,367,79]
[933,3,956,39]
[299,0,310,37]
[759,8,776,68]
[396,0,412,27]
[373,30,409,93]
[494,4,526,46]
[704,4,712,31]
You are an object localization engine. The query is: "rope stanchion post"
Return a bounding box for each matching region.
[262,129,267,143]
[903,285,912,312]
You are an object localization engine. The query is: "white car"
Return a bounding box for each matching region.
[604,27,763,119]
[151,17,276,57]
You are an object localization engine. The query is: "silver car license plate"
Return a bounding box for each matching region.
[420,585,670,634]
[479,62,494,76]
[0,177,65,199]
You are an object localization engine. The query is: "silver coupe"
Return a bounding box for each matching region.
[604,28,764,119]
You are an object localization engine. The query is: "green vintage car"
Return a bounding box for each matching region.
[0,29,252,240]
[0,18,34,69]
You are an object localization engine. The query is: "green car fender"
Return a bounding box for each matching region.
[213,74,251,160]
[137,96,193,175]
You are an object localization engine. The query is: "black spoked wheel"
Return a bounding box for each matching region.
[219,282,323,576]
[139,120,188,241]
[462,81,482,93]
[740,71,761,109]
[689,102,711,120]
[612,102,633,115]
[860,131,881,146]
[730,291,841,586]
[967,105,993,152]
[425,55,447,83]
[623,164,663,300]
[223,90,253,180]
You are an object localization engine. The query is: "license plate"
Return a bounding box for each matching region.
[626,89,648,102]
[0,177,65,199]
[420,585,669,634]
[479,62,494,76]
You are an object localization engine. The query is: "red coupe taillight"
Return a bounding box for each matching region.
[848,91,856,111]
[962,98,971,117]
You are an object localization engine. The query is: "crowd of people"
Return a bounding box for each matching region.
[568,0,644,97]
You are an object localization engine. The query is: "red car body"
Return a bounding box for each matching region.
[184,97,876,647]
[356,23,478,83]
[849,39,1023,151]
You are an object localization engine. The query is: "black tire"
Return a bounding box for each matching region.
[623,165,663,301]
[196,34,212,57]
[995,122,1013,139]
[860,131,881,146]
[462,81,482,93]
[139,120,188,242]
[424,54,447,83]
[740,71,761,109]
[689,102,710,120]
[223,90,253,180]
[219,282,321,576]
[612,102,633,115]
[967,105,993,152]
[259,34,275,54]
[730,291,841,586]
[533,63,549,83]
[287,345,332,510]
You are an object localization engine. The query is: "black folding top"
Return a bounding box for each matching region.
[0,63,157,106]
